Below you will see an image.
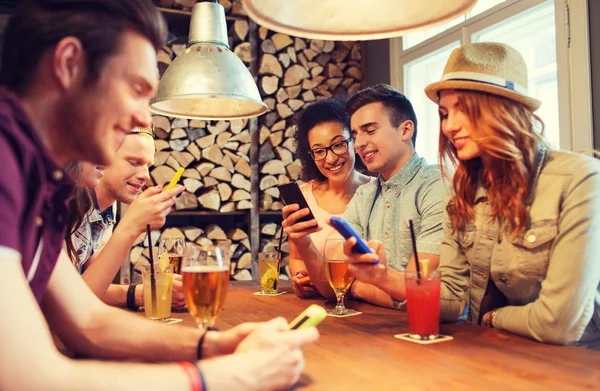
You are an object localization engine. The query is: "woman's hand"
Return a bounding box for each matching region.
[291,269,323,299]
[281,204,322,243]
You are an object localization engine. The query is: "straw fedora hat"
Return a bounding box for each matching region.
[424,42,541,111]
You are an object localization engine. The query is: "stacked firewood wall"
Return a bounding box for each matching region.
[256,27,363,258]
[129,1,364,281]
[130,225,253,282]
[129,1,254,280]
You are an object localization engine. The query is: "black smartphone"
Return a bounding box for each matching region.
[278,182,316,223]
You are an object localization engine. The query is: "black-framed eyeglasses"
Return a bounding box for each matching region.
[309,138,354,161]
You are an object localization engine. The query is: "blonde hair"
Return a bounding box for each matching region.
[439,90,546,235]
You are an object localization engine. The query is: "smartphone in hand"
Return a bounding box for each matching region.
[289,304,327,330]
[278,182,316,223]
[329,216,378,264]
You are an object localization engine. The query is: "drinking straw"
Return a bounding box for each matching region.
[146,225,157,313]
[408,219,421,282]
[276,225,284,260]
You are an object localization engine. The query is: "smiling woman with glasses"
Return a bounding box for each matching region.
[281,98,374,300]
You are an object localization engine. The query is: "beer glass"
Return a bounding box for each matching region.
[323,238,357,315]
[158,237,185,274]
[182,242,230,330]
[142,264,173,321]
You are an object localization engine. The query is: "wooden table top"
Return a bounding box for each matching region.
[171,281,600,391]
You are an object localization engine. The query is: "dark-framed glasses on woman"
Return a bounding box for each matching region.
[310,138,353,161]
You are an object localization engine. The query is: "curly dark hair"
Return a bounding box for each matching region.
[294,98,358,182]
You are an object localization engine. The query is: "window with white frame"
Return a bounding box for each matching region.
[403,0,507,50]
[391,0,592,164]
[405,43,460,164]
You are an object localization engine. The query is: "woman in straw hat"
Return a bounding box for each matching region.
[425,42,600,348]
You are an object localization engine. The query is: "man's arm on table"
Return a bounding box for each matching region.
[43,249,215,361]
[0,249,192,391]
[351,252,440,309]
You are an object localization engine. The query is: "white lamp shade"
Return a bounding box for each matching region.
[242,0,478,41]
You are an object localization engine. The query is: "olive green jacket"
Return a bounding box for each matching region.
[439,147,600,348]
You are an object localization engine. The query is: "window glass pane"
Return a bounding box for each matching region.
[468,0,506,18]
[402,0,506,50]
[404,42,460,164]
[403,18,463,50]
[473,1,559,147]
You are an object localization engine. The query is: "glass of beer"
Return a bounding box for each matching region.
[182,241,230,330]
[324,238,357,315]
[158,237,185,275]
[142,264,173,321]
[404,270,441,340]
[258,252,280,294]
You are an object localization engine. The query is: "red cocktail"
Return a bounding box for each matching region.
[405,270,441,339]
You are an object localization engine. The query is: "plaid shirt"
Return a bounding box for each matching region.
[71,189,115,272]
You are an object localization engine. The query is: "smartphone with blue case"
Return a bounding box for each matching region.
[329,216,378,264]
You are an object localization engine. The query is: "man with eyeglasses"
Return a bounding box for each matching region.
[336,84,445,310]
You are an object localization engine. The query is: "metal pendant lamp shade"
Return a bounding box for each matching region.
[150,1,267,120]
[241,0,478,41]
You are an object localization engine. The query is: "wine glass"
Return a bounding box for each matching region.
[158,237,185,274]
[323,238,358,316]
[181,241,230,329]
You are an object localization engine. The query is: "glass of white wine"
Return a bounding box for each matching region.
[323,238,358,316]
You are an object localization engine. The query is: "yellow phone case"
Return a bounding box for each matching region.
[289,304,327,330]
[164,167,185,192]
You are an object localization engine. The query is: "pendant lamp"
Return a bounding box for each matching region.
[150,0,267,120]
[241,0,478,41]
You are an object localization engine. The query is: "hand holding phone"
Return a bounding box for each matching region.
[278,182,316,224]
[289,304,327,330]
[164,167,185,192]
[329,216,378,264]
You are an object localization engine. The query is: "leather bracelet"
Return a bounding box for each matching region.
[178,361,202,391]
[196,327,219,360]
[126,284,139,311]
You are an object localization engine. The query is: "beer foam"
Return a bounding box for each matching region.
[181,265,229,273]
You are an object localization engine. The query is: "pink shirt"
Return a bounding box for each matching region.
[299,181,344,257]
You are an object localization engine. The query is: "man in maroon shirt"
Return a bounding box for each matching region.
[0,1,317,390]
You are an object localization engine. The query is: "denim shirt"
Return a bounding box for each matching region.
[344,154,445,270]
[438,147,600,348]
